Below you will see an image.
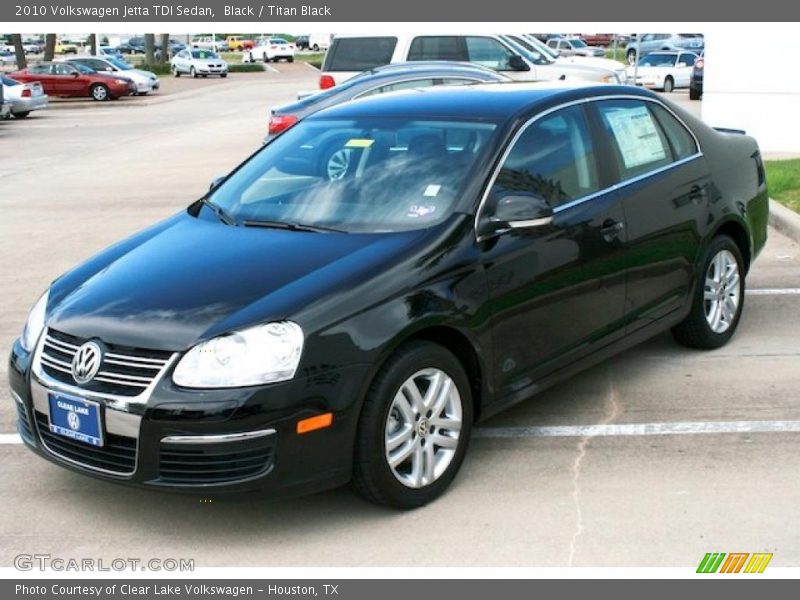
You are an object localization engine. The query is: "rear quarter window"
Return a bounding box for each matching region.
[323,37,398,71]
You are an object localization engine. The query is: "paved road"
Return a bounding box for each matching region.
[1,69,798,568]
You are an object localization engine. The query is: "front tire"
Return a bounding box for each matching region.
[13,111,30,119]
[352,341,473,509]
[672,235,745,349]
[90,84,109,101]
[663,76,674,93]
[190,67,197,78]
[172,65,181,77]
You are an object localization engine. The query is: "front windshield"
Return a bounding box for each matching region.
[640,53,677,67]
[192,50,218,59]
[209,117,498,233]
[107,57,132,70]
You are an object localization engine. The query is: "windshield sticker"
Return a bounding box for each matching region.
[603,105,667,169]
[424,184,441,197]
[345,138,375,148]
[407,205,437,218]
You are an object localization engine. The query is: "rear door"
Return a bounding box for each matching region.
[481,104,628,397]
[591,98,710,330]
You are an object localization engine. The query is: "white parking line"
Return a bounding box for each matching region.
[747,288,800,295]
[475,420,800,439]
[0,434,22,445]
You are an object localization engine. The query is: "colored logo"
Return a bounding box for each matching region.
[697,552,773,573]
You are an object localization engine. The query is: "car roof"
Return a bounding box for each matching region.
[370,61,501,76]
[309,81,656,121]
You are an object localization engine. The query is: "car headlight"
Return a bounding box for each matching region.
[173,322,304,388]
[601,75,616,83]
[21,290,48,352]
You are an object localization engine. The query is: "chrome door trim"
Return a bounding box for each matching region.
[474,93,704,242]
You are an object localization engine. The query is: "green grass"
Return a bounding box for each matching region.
[137,63,171,75]
[295,52,324,69]
[228,63,265,73]
[765,160,800,213]
[604,47,628,64]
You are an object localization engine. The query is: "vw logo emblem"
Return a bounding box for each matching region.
[67,411,81,431]
[71,341,102,385]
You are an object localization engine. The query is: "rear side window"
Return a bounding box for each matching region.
[596,99,674,179]
[408,37,467,61]
[678,53,697,66]
[323,37,397,71]
[649,104,698,160]
[490,105,600,208]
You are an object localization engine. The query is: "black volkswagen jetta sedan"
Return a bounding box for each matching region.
[9,83,768,508]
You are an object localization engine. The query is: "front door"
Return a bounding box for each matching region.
[480,104,628,399]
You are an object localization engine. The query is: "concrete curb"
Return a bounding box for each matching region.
[769,199,800,243]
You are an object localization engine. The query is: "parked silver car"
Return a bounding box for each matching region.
[625,33,704,65]
[1,75,48,118]
[546,37,606,58]
[171,49,228,78]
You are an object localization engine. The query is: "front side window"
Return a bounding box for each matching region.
[465,37,517,71]
[489,105,600,209]
[596,99,674,179]
[208,118,498,233]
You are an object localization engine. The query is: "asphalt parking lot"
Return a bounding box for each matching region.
[1,69,798,568]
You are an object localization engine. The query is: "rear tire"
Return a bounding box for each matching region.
[352,341,473,509]
[172,65,181,77]
[663,76,674,93]
[13,111,30,119]
[672,235,745,349]
[288,56,294,63]
[190,67,197,78]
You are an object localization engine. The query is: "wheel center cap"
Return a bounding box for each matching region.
[417,417,429,438]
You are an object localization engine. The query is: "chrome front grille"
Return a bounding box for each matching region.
[38,328,173,398]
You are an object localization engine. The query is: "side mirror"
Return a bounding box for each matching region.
[508,54,530,71]
[71,71,79,77]
[209,175,225,191]
[490,194,554,230]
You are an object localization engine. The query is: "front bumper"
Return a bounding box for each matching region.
[9,336,366,497]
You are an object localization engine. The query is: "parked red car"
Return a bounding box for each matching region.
[9,62,136,101]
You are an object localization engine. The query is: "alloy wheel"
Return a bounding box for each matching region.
[704,249,741,333]
[326,148,352,180]
[384,368,463,489]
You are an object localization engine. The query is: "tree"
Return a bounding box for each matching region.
[43,34,56,61]
[158,33,170,63]
[144,34,155,64]
[89,33,97,55]
[11,34,26,70]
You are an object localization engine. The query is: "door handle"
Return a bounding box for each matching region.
[600,219,624,242]
[689,184,708,204]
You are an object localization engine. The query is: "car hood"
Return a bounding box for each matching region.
[48,211,425,351]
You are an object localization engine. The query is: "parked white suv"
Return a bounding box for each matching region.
[319,34,622,89]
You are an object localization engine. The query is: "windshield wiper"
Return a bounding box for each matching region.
[241,219,346,233]
[201,198,238,226]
